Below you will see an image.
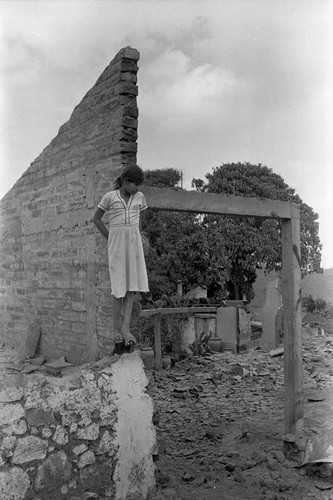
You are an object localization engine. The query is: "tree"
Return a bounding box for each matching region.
[192,162,322,299]
[144,168,182,188]
[303,294,327,313]
[142,168,229,302]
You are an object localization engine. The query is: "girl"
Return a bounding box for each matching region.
[91,165,149,346]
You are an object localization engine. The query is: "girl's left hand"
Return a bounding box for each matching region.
[141,232,150,255]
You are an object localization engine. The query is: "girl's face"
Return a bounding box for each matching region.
[123,179,141,195]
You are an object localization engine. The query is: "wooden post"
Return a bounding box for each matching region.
[154,314,162,370]
[177,280,183,298]
[281,205,303,434]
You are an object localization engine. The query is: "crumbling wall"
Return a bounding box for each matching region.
[0,47,139,363]
[0,350,156,500]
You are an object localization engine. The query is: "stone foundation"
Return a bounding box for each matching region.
[0,350,156,500]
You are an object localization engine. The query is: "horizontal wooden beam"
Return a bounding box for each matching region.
[141,186,293,219]
[140,306,218,317]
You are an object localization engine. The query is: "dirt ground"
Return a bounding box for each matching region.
[149,330,333,500]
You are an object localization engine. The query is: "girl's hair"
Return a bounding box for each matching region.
[114,165,144,189]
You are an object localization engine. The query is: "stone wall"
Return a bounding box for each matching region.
[0,47,139,363]
[0,350,156,500]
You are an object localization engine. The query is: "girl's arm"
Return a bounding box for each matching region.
[139,209,150,254]
[91,207,109,240]
[139,206,149,232]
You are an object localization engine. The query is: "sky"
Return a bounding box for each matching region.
[0,0,332,268]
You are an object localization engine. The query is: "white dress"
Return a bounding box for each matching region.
[98,190,149,298]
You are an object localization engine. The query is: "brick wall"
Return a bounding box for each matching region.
[0,47,139,363]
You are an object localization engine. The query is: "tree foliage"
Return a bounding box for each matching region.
[302,294,327,313]
[193,162,322,298]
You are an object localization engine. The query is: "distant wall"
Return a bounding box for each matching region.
[0,47,139,363]
[301,268,333,306]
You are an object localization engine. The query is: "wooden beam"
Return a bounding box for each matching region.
[140,306,218,318]
[141,186,292,219]
[141,307,217,371]
[281,205,303,434]
[139,185,302,434]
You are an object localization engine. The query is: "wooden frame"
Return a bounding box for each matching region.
[141,306,218,375]
[141,186,302,435]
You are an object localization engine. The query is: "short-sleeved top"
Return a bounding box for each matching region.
[98,190,148,226]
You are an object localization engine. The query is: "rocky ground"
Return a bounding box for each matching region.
[149,329,333,500]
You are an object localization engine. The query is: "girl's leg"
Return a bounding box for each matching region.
[112,296,123,342]
[121,291,136,345]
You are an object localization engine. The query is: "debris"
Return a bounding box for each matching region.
[16,321,42,361]
[22,364,40,374]
[283,433,308,462]
[302,429,333,465]
[269,346,284,357]
[282,434,296,443]
[236,431,250,441]
[307,392,326,402]
[156,469,170,486]
[182,472,194,482]
[148,330,333,499]
[233,466,245,482]
[205,427,223,441]
[225,462,236,472]
[314,480,333,491]
[82,493,99,500]
[30,355,46,366]
[5,363,24,372]
[270,450,286,463]
[44,356,74,375]
[182,449,198,457]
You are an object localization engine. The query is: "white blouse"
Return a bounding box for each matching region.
[98,190,148,226]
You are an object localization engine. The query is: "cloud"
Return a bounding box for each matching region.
[1,37,39,76]
[139,48,240,129]
[0,0,205,72]
[166,63,236,111]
